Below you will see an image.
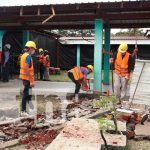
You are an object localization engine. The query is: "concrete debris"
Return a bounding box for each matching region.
[19,129,57,149]
[0,139,19,149]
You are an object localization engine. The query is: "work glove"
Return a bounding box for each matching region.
[82,85,90,91]
[109,58,114,63]
[30,81,35,88]
[125,74,130,80]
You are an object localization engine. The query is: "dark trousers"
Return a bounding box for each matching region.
[22,80,32,112]
[0,63,2,80]
[39,64,44,80]
[2,63,9,82]
[68,72,81,94]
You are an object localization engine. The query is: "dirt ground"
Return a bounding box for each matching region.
[127,140,150,150]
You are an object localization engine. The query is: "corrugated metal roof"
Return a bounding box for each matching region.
[0,1,149,30]
[0,0,135,7]
[59,36,150,45]
[60,36,149,40]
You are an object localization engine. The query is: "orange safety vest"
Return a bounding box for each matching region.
[115,52,130,77]
[43,55,50,67]
[38,54,44,64]
[19,53,34,82]
[69,66,87,80]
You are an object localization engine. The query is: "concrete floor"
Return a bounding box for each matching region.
[0,79,114,100]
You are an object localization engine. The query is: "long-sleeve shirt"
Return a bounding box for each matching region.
[3,51,10,64]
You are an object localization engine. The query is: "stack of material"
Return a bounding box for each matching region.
[129,60,150,106]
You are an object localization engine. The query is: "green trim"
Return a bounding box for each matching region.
[104,28,110,84]
[94,19,103,92]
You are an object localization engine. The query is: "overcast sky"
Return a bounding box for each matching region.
[0,0,136,6]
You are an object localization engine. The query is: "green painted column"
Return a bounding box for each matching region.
[103,28,111,84]
[77,44,80,66]
[22,31,30,48]
[0,31,5,51]
[94,19,103,92]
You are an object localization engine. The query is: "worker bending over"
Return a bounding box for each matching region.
[19,41,37,117]
[110,43,134,104]
[68,65,93,100]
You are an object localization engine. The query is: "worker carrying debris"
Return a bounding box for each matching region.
[43,50,50,81]
[67,65,93,100]
[19,41,37,117]
[110,43,135,104]
[37,48,44,80]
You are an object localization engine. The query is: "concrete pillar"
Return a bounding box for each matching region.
[93,19,103,92]
[77,44,80,66]
[22,31,30,48]
[0,31,5,51]
[103,28,111,84]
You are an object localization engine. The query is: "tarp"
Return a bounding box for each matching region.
[2,31,150,75]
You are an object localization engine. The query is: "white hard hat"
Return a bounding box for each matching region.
[5,44,11,49]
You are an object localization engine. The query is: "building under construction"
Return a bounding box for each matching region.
[0,1,150,149]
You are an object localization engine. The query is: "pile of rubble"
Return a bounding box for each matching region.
[0,115,58,149]
[0,97,107,149]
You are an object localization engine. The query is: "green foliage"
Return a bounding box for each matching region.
[96,118,115,130]
[95,95,118,132]
[114,28,144,36]
[52,29,95,37]
[95,95,118,111]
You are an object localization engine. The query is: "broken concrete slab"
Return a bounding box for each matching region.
[46,118,101,150]
[102,133,126,150]
[46,118,126,150]
[135,121,150,136]
[0,139,19,149]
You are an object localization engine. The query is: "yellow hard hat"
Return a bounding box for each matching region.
[25,41,37,49]
[87,65,93,72]
[118,43,128,53]
[39,48,43,53]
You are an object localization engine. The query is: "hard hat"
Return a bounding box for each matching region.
[87,65,93,72]
[44,50,49,53]
[25,41,37,49]
[5,44,11,49]
[39,48,43,53]
[118,43,128,53]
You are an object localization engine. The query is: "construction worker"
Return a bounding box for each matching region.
[43,50,50,81]
[110,43,134,104]
[0,50,2,80]
[67,65,93,99]
[19,41,37,117]
[2,44,11,82]
[38,48,44,80]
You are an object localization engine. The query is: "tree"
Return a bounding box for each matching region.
[114,28,144,36]
[52,29,95,37]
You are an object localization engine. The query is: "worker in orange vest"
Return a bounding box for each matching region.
[38,48,44,80]
[43,50,50,81]
[110,43,134,104]
[68,65,93,100]
[19,41,37,117]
